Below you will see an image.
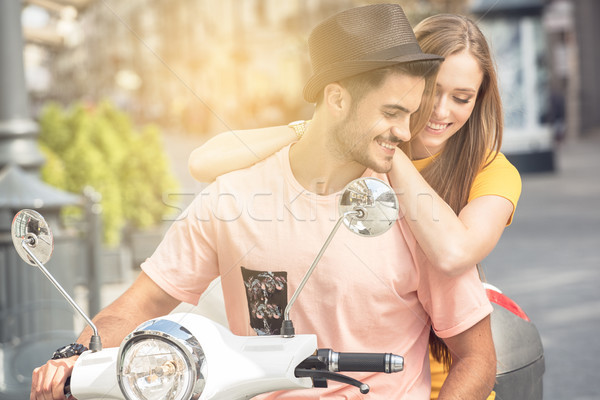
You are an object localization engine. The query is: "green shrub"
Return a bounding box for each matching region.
[38,101,179,246]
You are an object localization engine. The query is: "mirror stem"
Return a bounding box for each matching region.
[21,240,103,352]
[281,209,363,338]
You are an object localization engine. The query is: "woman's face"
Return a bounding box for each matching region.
[411,51,484,159]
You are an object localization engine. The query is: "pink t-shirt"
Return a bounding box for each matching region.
[142,145,492,399]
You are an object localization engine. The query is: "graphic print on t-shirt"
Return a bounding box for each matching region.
[241,267,288,335]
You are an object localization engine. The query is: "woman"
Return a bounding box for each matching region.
[189,14,520,400]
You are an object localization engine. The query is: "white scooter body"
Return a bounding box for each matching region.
[71,347,122,399]
[70,313,316,400]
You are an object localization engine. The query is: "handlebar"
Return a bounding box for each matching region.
[298,349,404,373]
[296,349,404,394]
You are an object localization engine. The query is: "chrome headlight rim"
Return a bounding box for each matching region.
[117,318,206,400]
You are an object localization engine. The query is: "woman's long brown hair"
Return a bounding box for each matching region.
[407,14,504,369]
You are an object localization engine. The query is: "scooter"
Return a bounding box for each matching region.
[483,282,545,399]
[12,177,404,400]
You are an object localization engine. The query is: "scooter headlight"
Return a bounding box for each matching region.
[117,319,206,400]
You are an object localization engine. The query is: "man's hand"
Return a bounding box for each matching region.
[439,315,497,399]
[31,356,77,400]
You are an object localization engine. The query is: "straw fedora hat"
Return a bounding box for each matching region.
[303,3,442,103]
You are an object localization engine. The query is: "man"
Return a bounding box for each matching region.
[31,4,496,399]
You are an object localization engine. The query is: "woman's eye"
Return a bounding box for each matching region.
[383,111,397,118]
[453,97,471,104]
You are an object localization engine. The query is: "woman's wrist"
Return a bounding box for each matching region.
[389,150,414,183]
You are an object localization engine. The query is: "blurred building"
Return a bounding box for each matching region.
[569,0,600,137]
[22,0,367,135]
[20,0,447,136]
[469,0,599,143]
[20,0,600,141]
[471,0,556,171]
[467,0,598,171]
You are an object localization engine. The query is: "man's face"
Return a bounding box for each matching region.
[330,72,425,173]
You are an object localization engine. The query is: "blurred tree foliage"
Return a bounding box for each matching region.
[38,101,179,246]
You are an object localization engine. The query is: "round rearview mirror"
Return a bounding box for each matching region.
[338,177,399,237]
[11,209,54,266]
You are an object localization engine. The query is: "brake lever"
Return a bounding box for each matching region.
[295,368,370,394]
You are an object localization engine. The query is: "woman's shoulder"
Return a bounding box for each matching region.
[469,150,522,211]
[481,150,520,178]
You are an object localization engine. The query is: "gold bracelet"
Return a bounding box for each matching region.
[288,120,307,141]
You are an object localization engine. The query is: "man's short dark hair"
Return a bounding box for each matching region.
[341,59,440,107]
[315,59,440,108]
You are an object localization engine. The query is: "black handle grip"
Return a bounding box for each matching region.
[301,349,404,375]
[295,350,404,395]
[338,353,389,372]
[324,350,403,373]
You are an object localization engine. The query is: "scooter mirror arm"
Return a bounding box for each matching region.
[281,208,364,338]
[21,240,103,352]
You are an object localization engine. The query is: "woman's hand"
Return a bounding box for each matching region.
[389,150,513,275]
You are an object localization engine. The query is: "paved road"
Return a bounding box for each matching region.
[483,134,600,400]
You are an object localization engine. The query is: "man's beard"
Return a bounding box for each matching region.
[329,114,399,173]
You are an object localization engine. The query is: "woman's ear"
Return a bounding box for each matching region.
[323,83,350,117]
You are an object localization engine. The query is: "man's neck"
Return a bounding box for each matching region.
[288,119,366,195]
